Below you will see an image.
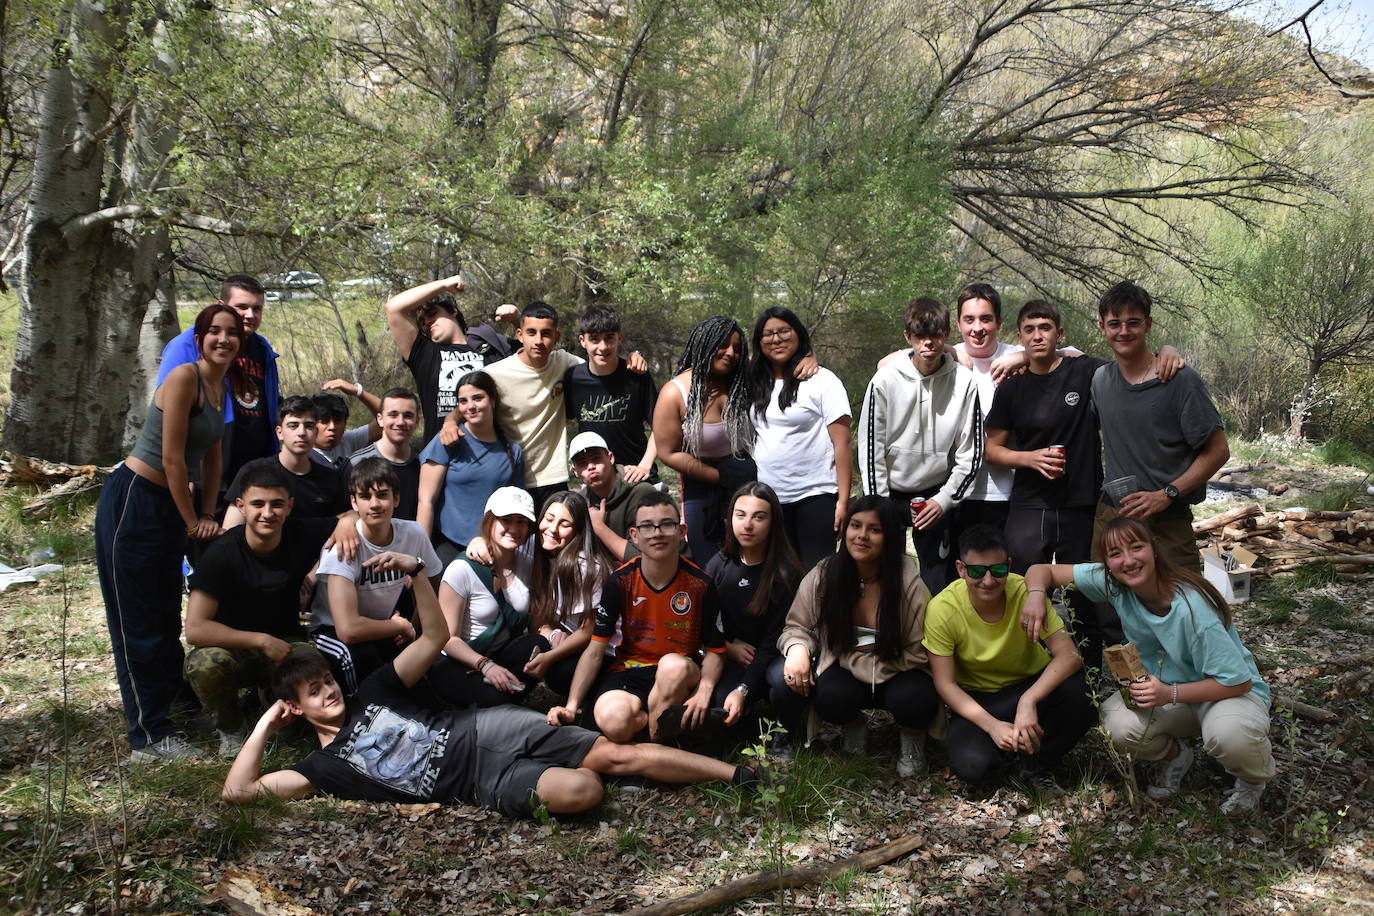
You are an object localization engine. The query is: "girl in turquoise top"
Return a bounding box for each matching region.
[1024,517,1274,815]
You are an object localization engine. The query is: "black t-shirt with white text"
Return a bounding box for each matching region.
[406,333,510,445]
[226,456,349,519]
[984,356,1109,509]
[291,665,479,803]
[188,517,336,639]
[563,361,660,481]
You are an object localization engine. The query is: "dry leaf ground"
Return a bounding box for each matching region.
[1,476,1372,914]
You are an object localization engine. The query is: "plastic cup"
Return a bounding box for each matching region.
[1103,475,1138,506]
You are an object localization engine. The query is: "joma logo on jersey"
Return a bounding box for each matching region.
[670,591,692,615]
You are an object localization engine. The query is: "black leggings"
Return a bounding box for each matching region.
[769,665,940,740]
[945,670,1096,782]
[780,493,839,571]
[428,633,549,708]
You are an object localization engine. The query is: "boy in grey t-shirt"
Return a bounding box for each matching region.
[309,458,442,693]
[1090,282,1229,572]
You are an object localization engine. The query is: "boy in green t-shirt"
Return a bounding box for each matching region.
[924,524,1094,790]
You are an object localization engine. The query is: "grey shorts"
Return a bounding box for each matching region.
[469,706,602,818]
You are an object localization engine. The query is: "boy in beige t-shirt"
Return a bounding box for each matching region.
[441,301,647,510]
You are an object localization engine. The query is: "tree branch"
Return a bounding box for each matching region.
[60,204,289,241]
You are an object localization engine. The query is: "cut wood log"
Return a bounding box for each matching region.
[1295,524,1335,542]
[624,833,928,916]
[1192,504,1262,534]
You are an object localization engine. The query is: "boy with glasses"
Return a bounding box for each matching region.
[924,525,1094,791]
[548,492,726,743]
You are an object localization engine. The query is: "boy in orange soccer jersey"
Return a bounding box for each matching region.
[548,492,726,742]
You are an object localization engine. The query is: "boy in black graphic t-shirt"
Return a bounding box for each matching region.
[384,275,518,444]
[221,548,759,818]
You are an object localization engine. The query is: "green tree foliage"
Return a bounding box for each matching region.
[1238,202,1374,439]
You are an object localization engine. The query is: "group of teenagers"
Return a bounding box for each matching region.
[92,272,1275,822]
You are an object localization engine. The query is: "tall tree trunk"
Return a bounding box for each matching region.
[123,263,178,450]
[4,2,180,463]
[1288,358,1322,441]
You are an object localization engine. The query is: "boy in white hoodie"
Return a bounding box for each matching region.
[859,296,983,595]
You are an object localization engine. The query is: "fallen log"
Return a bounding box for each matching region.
[1193,504,1262,534]
[1273,692,1337,723]
[624,833,928,916]
[1214,463,1274,477]
[1258,555,1374,575]
[214,867,317,915]
[21,475,106,518]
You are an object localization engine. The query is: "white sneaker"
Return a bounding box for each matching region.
[217,728,248,757]
[842,720,867,755]
[1145,741,1194,799]
[130,733,203,764]
[1220,778,1265,814]
[897,730,927,778]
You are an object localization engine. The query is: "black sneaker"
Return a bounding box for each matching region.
[731,763,767,793]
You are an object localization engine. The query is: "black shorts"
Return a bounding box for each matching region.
[593,666,660,708]
[470,706,602,819]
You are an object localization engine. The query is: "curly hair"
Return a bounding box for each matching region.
[674,315,754,456]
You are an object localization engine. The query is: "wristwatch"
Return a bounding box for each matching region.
[733,684,750,697]
[413,555,426,574]
[1163,484,1180,501]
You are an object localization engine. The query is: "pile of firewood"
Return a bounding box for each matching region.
[1194,503,1374,576]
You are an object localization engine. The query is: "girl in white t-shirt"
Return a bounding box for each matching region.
[427,487,539,708]
[747,306,852,569]
[523,491,615,697]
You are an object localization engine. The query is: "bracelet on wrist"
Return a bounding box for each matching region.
[1171,683,1179,705]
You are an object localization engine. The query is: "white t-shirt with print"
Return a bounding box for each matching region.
[310,519,441,628]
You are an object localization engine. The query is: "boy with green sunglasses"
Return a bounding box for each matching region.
[923,524,1095,792]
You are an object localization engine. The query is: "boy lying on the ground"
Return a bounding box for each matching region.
[221,555,759,818]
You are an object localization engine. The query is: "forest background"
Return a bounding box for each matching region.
[4,1,1374,914]
[3,0,1374,456]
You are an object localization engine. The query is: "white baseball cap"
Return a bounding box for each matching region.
[568,431,611,463]
[484,486,536,522]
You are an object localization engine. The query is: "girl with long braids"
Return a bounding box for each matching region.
[747,306,852,569]
[772,495,938,774]
[653,315,758,561]
[708,482,803,730]
[417,370,525,569]
[1024,517,1274,814]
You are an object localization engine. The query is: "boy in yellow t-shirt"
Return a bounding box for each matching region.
[924,524,1094,790]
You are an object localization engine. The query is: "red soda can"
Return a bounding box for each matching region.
[909,497,927,525]
[1047,444,1066,479]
